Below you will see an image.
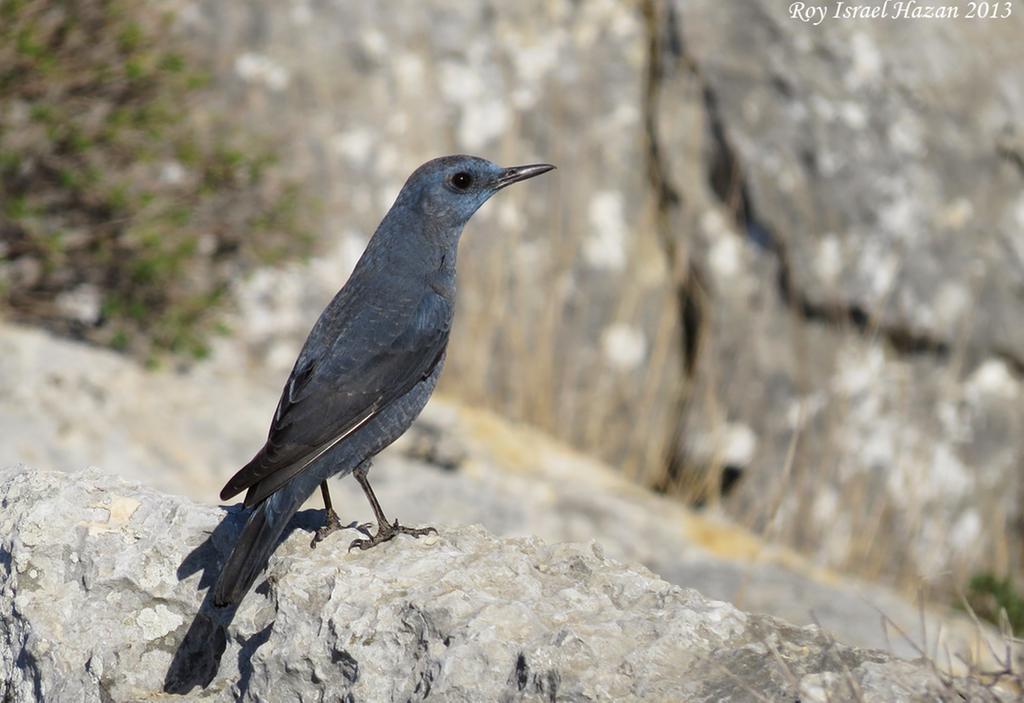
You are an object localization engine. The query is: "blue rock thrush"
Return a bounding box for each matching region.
[213,155,554,606]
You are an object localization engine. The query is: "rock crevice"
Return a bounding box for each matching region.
[638,0,1024,583]
[646,1,1021,373]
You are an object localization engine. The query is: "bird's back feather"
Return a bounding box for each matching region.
[219,284,452,504]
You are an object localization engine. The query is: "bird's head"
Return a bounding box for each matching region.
[395,155,554,237]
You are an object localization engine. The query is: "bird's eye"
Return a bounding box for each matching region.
[450,172,473,190]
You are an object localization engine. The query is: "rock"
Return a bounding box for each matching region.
[0,323,278,497]
[4,4,1022,684]
[172,0,686,482]
[155,0,1024,590]
[646,0,1024,586]
[681,0,1024,360]
[0,323,1011,673]
[0,467,1000,702]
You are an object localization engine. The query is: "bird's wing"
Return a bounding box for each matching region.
[220,289,452,504]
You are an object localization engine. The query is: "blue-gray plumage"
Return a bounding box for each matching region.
[212,155,554,607]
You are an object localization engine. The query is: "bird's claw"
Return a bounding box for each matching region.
[310,510,373,548]
[347,520,438,552]
[351,521,374,538]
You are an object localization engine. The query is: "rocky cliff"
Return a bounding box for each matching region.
[160,0,1024,589]
[0,467,1002,702]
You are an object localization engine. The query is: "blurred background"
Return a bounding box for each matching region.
[2,0,1023,661]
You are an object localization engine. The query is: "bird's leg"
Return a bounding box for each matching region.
[310,480,372,548]
[348,462,437,552]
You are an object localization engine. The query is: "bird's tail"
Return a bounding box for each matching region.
[212,481,309,607]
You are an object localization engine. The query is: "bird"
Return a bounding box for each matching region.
[212,155,555,607]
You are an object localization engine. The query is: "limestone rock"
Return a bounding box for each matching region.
[681,0,1024,359]
[0,323,1010,672]
[0,467,995,702]
[172,0,685,481]
[160,0,1024,588]
[649,0,1024,585]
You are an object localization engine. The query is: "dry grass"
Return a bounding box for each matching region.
[753,600,1022,701]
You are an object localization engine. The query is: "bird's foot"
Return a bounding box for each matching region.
[348,519,437,552]
[310,508,373,548]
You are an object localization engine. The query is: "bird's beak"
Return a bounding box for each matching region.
[494,163,556,190]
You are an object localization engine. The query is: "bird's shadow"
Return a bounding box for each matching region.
[162,505,327,695]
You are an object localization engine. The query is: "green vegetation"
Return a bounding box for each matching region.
[0,0,313,359]
[964,572,1024,633]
